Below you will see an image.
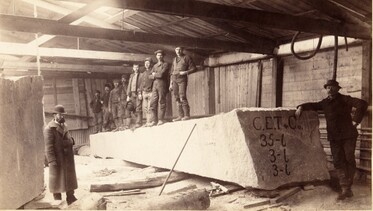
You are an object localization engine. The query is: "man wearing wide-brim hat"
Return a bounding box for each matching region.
[148,50,170,126]
[44,105,78,205]
[295,79,368,201]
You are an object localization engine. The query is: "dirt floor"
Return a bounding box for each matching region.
[37,155,371,210]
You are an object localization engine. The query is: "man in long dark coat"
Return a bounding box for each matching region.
[44,105,78,205]
[295,79,368,201]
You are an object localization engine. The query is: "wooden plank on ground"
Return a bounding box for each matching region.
[89,172,186,192]
[269,186,302,204]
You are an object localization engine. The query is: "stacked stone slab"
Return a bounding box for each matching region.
[90,108,330,190]
[0,76,45,209]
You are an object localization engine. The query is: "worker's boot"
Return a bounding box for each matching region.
[53,193,62,200]
[135,113,142,128]
[66,191,77,205]
[337,187,349,200]
[173,102,184,122]
[181,104,190,121]
[345,187,353,198]
[97,123,102,133]
[112,119,121,132]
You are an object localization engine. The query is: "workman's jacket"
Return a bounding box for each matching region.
[141,68,154,92]
[89,97,103,113]
[170,55,196,82]
[109,86,122,106]
[298,93,368,140]
[150,61,170,91]
[102,92,110,108]
[127,72,143,95]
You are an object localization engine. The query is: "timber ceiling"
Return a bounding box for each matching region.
[0,0,371,72]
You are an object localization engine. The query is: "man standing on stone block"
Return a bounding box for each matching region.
[141,57,154,127]
[125,63,143,128]
[149,50,170,126]
[89,90,103,133]
[109,79,122,131]
[102,83,114,131]
[120,74,129,130]
[295,79,368,201]
[169,46,196,121]
[44,105,78,205]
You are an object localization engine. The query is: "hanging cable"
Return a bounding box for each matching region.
[332,35,338,80]
[291,31,323,60]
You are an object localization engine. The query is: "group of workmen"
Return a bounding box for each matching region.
[89,46,196,132]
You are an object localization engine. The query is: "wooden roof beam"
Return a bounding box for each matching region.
[306,0,371,28]
[0,15,275,54]
[105,0,371,39]
[0,41,152,63]
[1,61,132,74]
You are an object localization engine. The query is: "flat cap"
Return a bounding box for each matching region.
[154,50,165,55]
[144,57,153,62]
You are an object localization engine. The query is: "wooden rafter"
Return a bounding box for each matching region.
[306,0,371,28]
[0,15,276,54]
[1,61,132,73]
[105,0,371,39]
[0,42,153,62]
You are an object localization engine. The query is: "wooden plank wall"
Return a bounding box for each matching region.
[213,62,261,113]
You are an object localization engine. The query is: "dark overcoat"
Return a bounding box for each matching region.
[44,120,78,193]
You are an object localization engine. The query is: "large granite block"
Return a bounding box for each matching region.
[0,76,45,209]
[90,108,330,190]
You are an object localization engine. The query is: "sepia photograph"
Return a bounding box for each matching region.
[0,0,371,210]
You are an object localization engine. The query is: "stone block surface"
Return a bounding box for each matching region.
[90,108,329,190]
[0,76,45,209]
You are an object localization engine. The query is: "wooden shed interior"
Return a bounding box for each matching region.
[0,0,372,177]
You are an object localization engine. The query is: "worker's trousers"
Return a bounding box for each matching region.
[329,137,357,190]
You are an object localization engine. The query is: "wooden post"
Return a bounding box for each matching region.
[360,40,372,178]
[72,78,82,128]
[207,67,216,115]
[271,57,283,107]
[361,41,372,128]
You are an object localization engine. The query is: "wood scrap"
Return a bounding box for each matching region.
[302,184,315,191]
[257,202,284,211]
[243,199,270,209]
[209,182,243,197]
[103,189,145,197]
[90,171,186,192]
[136,189,210,210]
[250,189,280,198]
[269,187,302,204]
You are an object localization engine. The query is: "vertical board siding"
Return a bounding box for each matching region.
[187,71,207,116]
[210,62,260,114]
